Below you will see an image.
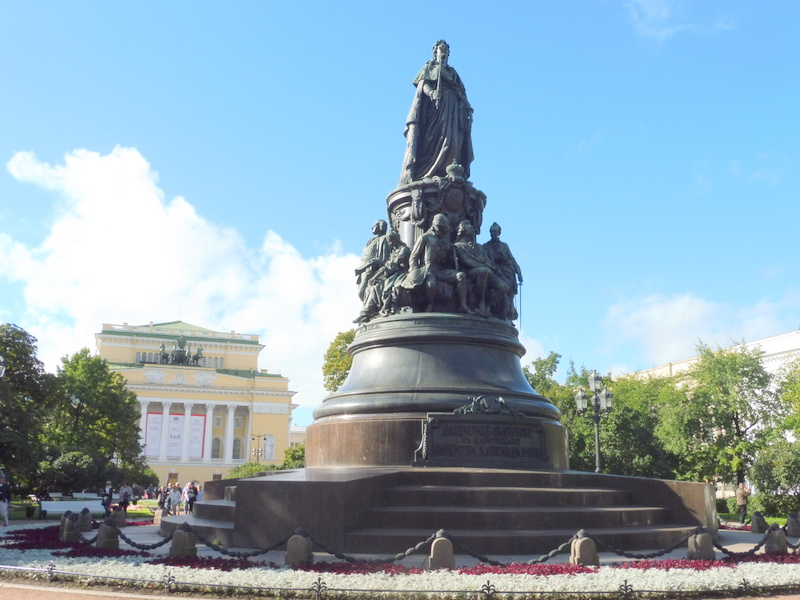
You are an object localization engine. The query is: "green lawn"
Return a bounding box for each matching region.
[8,500,155,522]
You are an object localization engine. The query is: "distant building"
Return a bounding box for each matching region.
[289,426,306,447]
[95,321,296,484]
[636,329,800,379]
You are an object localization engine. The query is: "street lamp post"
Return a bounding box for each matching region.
[574,370,613,474]
[251,434,266,463]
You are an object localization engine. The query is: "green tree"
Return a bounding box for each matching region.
[322,329,355,392]
[655,342,785,484]
[523,353,680,479]
[48,348,143,464]
[0,324,56,486]
[777,357,800,435]
[603,375,682,479]
[279,444,305,469]
[750,439,800,515]
[225,461,277,479]
[224,445,305,479]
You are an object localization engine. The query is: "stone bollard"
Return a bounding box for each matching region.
[63,514,81,543]
[59,510,73,541]
[112,508,127,528]
[787,513,800,539]
[765,528,788,555]
[169,525,198,557]
[750,512,768,534]
[79,508,93,532]
[429,533,455,570]
[687,532,715,560]
[285,532,314,567]
[95,523,120,550]
[153,508,167,526]
[569,532,599,566]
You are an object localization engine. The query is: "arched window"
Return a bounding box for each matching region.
[213,357,219,368]
[219,357,225,368]
[232,438,242,460]
[136,352,142,363]
[147,352,154,363]
[211,437,221,459]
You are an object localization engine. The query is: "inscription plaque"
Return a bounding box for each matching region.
[414,413,549,469]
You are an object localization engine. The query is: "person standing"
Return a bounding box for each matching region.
[736,483,751,524]
[168,483,182,516]
[186,481,198,514]
[118,481,133,512]
[100,480,114,518]
[0,474,11,527]
[156,485,166,509]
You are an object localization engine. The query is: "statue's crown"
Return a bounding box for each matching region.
[446,160,465,179]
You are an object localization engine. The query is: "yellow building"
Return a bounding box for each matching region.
[95,321,296,484]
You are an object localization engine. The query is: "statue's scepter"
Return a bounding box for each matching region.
[435,57,442,110]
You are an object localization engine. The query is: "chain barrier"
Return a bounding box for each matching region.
[712,523,781,558]
[187,521,293,558]
[46,516,800,567]
[305,528,438,564]
[584,526,705,560]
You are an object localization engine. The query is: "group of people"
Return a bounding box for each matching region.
[354,217,522,323]
[156,481,200,515]
[97,480,201,518]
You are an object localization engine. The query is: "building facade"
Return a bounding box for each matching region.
[636,329,800,379]
[95,321,296,484]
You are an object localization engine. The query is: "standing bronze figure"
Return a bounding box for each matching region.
[399,40,474,185]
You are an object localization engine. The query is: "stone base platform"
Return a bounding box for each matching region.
[161,467,717,556]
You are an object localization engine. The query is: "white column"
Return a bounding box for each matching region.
[224,404,236,461]
[181,402,194,462]
[159,401,172,462]
[138,400,150,453]
[203,403,214,463]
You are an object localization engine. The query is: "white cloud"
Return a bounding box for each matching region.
[601,292,800,371]
[625,0,735,43]
[3,147,360,419]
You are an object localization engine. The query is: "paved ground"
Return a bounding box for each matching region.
[2,519,800,599]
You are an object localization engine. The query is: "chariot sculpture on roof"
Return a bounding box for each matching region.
[158,335,205,366]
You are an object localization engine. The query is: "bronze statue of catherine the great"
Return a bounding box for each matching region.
[399,39,474,185]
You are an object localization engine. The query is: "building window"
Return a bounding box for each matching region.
[213,416,221,428]
[213,357,219,368]
[220,357,225,368]
[211,438,221,459]
[232,438,242,460]
[147,352,154,363]
[136,352,142,363]
[234,417,243,429]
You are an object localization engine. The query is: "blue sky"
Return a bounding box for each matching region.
[1,1,799,427]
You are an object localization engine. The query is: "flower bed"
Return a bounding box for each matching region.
[2,523,800,599]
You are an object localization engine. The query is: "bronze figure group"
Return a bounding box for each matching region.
[354,217,522,324]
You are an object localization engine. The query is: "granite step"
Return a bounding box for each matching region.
[385,485,633,507]
[362,504,669,530]
[344,524,697,555]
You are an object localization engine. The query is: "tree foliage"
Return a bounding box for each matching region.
[280,444,305,469]
[48,348,143,464]
[750,439,800,515]
[778,357,800,435]
[0,324,56,485]
[224,444,305,479]
[523,354,678,478]
[322,329,355,392]
[655,343,784,484]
